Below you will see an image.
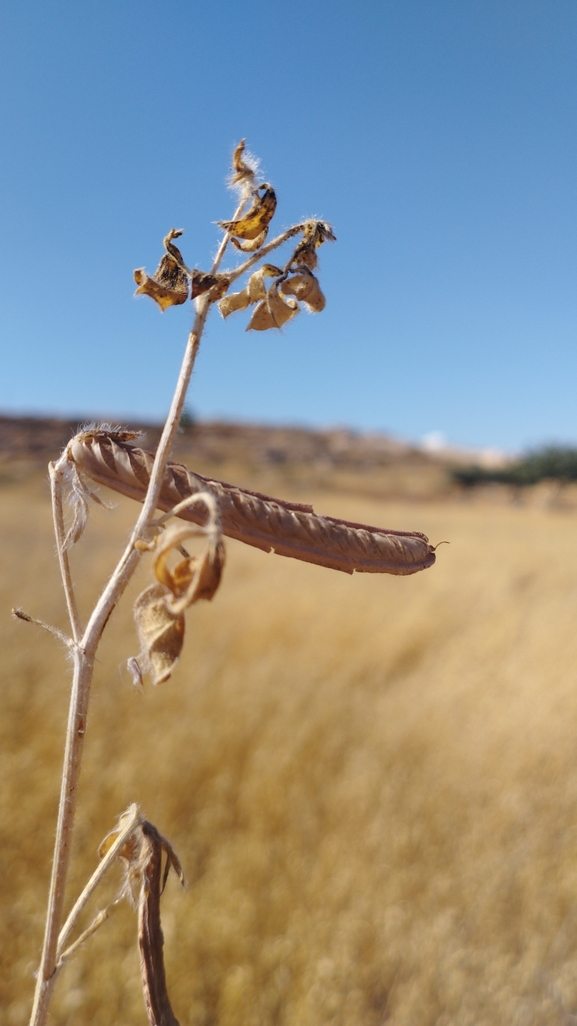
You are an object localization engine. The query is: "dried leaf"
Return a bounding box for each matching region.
[133,583,185,685]
[134,230,189,311]
[248,264,282,302]
[267,281,299,329]
[218,184,277,240]
[230,229,268,252]
[153,521,225,613]
[245,298,275,331]
[280,269,326,312]
[218,288,251,318]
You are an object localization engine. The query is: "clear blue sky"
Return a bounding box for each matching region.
[2,0,577,451]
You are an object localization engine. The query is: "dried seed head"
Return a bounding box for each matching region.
[218,264,282,319]
[248,264,282,301]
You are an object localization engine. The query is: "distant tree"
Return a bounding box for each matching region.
[451,445,577,488]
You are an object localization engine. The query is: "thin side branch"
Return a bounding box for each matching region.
[57,803,141,958]
[49,461,83,643]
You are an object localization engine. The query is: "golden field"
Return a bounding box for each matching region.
[3,463,577,1025]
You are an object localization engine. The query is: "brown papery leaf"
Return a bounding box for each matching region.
[245,298,275,331]
[280,269,326,312]
[218,184,277,240]
[154,522,225,614]
[133,584,185,685]
[248,263,282,302]
[267,281,299,328]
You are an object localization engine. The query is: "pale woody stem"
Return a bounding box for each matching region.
[29,195,298,1026]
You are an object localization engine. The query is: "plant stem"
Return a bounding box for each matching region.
[29,202,242,1026]
[29,304,211,1026]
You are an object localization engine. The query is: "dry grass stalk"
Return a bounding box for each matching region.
[25,140,437,1025]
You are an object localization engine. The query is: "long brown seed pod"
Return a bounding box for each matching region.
[67,430,436,576]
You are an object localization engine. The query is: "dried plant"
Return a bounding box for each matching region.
[21,140,437,1026]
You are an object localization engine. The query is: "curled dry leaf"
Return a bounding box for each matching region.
[153,521,225,615]
[218,184,277,241]
[280,268,326,312]
[230,229,267,252]
[247,281,299,332]
[248,264,282,301]
[133,583,185,686]
[218,288,251,319]
[134,229,189,311]
[218,264,282,319]
[133,494,224,682]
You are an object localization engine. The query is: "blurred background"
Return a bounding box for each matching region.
[3,3,577,1024]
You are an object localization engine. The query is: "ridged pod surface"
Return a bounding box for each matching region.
[67,431,436,576]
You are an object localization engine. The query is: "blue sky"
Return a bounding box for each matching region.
[1,0,577,451]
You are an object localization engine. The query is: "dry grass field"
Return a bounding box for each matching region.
[4,460,577,1025]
